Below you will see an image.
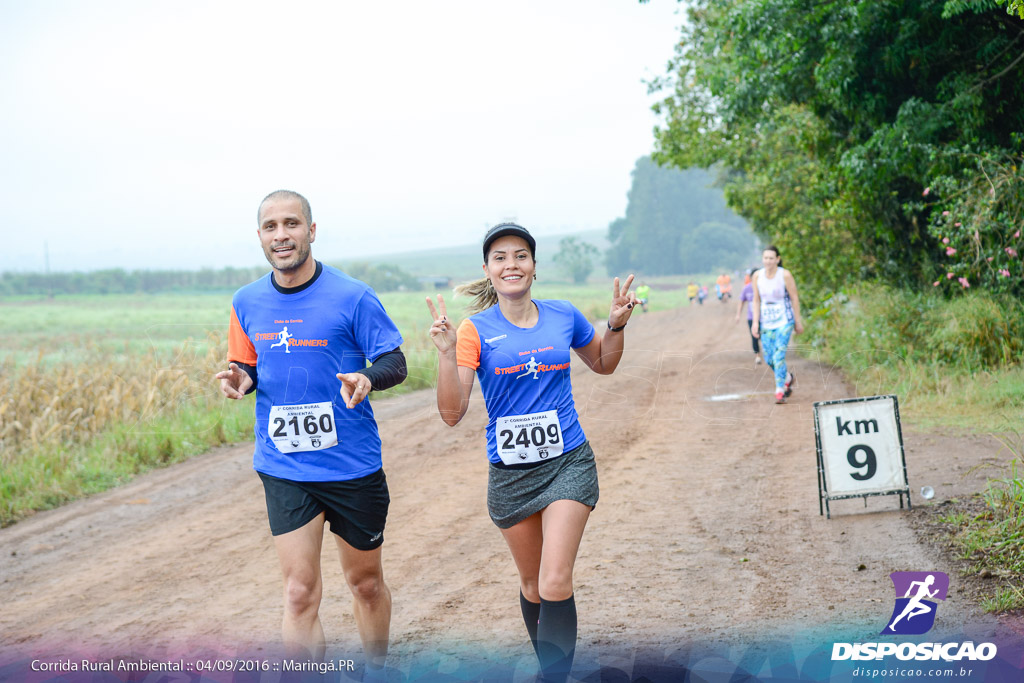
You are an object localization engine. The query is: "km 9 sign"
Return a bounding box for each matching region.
[814,395,910,516]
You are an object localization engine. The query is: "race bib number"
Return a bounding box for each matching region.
[761,301,785,325]
[269,401,338,453]
[496,410,564,465]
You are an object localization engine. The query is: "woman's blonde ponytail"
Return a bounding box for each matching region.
[453,277,498,314]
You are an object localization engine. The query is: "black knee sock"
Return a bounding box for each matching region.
[536,594,577,683]
[520,591,541,657]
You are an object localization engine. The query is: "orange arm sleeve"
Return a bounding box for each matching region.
[455,319,480,369]
[227,306,257,366]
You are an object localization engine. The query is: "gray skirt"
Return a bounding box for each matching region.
[487,440,599,529]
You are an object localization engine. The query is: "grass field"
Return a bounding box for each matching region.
[0,294,235,366]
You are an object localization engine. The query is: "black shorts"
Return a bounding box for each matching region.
[257,469,390,551]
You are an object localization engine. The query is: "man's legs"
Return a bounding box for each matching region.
[272,512,328,659]
[335,537,391,669]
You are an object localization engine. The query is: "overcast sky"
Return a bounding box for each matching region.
[0,0,683,273]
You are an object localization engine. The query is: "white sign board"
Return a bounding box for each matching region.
[814,395,909,516]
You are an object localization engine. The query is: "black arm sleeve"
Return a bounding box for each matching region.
[358,348,407,392]
[238,362,258,395]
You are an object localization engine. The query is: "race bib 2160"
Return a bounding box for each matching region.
[268,401,338,453]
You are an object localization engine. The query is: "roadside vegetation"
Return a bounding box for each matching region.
[809,284,1024,610]
[935,429,1024,612]
[809,284,1024,432]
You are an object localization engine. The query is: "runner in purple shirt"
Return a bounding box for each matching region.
[735,270,762,366]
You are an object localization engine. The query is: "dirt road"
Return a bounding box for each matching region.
[1,301,1018,679]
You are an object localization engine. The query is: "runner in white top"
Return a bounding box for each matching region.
[751,245,804,404]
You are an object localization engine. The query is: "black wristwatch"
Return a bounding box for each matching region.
[607,320,626,332]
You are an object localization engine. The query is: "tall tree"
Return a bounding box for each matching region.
[651,0,1024,299]
[606,157,754,275]
[553,237,600,284]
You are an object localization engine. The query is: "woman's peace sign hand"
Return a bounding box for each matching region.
[425,294,458,354]
[609,274,638,329]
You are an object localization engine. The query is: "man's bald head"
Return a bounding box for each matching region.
[258,190,312,227]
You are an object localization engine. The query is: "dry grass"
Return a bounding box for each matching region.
[0,332,227,461]
[0,331,255,526]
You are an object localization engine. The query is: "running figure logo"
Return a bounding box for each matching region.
[517,356,541,380]
[881,571,949,635]
[270,326,293,353]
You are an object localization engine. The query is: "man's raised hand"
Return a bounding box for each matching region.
[215,362,253,400]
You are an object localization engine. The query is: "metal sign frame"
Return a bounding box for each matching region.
[813,394,911,519]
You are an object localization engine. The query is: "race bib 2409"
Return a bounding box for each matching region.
[495,410,564,465]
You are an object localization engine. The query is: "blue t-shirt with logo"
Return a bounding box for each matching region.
[456,300,596,464]
[228,264,403,481]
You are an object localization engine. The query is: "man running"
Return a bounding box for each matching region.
[635,282,650,313]
[716,272,732,302]
[215,190,407,672]
[687,281,698,304]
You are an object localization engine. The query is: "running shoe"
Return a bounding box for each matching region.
[775,390,786,404]
[784,372,795,397]
[755,355,762,366]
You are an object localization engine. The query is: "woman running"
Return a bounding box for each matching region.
[751,246,804,404]
[425,222,637,682]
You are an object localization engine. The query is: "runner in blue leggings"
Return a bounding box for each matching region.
[751,246,804,404]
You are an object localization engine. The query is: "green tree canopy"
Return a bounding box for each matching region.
[651,0,1024,300]
[553,237,600,284]
[684,222,759,273]
[606,157,755,275]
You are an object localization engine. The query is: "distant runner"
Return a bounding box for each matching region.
[735,270,762,366]
[751,246,804,404]
[425,222,637,683]
[716,272,732,302]
[687,281,698,304]
[636,282,651,313]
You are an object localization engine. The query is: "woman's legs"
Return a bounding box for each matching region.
[502,512,543,655]
[760,324,794,393]
[746,319,760,357]
[500,500,592,682]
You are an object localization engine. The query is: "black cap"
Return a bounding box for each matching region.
[482,222,536,262]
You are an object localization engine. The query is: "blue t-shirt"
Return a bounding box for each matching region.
[456,300,596,464]
[228,264,403,481]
